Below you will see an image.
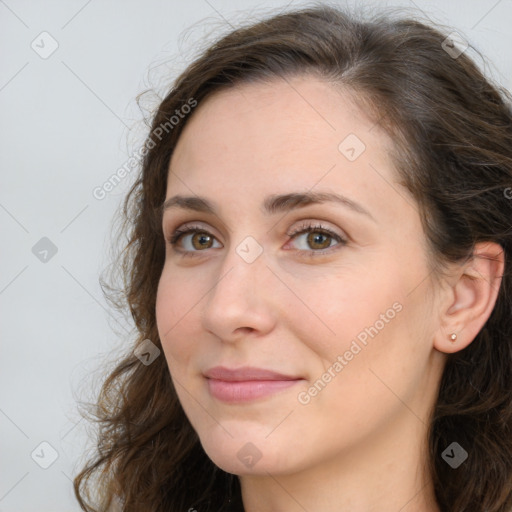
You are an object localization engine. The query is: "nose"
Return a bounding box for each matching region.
[200,241,278,343]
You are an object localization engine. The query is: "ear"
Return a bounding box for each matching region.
[433,242,505,354]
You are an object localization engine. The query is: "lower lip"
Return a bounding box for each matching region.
[206,378,302,403]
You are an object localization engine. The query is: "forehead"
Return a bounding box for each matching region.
[171,76,390,167]
[176,75,378,149]
[165,75,407,224]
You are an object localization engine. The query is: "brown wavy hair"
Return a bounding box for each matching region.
[73,3,512,511]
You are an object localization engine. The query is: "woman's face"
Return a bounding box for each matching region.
[156,75,445,476]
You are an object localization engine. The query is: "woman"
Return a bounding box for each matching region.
[74,4,512,511]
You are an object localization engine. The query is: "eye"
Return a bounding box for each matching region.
[167,225,221,257]
[285,221,347,257]
[166,221,347,258]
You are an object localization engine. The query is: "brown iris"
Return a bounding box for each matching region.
[306,231,331,250]
[191,232,214,250]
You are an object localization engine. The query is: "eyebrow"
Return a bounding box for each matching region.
[161,191,376,222]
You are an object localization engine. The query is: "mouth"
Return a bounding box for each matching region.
[203,366,304,403]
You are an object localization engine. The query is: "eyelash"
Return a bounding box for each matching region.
[166,221,348,259]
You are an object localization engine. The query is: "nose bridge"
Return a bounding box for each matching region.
[207,236,267,308]
[201,234,276,338]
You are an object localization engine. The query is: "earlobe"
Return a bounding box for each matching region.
[433,242,505,354]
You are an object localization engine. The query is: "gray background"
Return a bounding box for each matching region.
[1,0,511,510]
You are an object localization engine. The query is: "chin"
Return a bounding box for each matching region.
[204,446,288,476]
[197,426,295,476]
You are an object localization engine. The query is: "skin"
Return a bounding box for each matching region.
[155,75,504,512]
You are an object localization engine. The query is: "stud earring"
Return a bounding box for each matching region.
[449,333,457,342]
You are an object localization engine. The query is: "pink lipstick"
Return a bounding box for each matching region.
[203,366,303,403]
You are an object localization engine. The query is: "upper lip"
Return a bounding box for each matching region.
[203,366,302,381]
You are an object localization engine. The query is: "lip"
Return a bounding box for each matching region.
[203,366,304,403]
[203,365,301,381]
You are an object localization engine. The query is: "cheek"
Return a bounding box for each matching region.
[295,261,427,417]
[155,272,200,372]
[317,282,434,417]
[287,258,406,362]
